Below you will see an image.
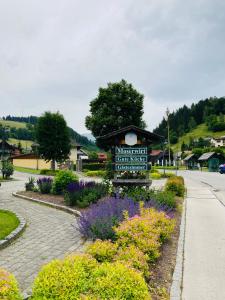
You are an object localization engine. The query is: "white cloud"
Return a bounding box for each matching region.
[0,0,225,133]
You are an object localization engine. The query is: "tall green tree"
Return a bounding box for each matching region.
[85,79,146,146]
[36,112,71,170]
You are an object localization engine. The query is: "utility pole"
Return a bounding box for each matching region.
[166,108,171,166]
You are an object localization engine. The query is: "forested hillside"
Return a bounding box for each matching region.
[153,97,225,144]
[0,116,98,151]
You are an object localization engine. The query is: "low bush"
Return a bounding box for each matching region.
[77,196,140,240]
[149,190,176,209]
[90,262,151,299]
[0,268,22,300]
[151,172,162,179]
[161,172,175,178]
[115,245,150,278]
[1,161,14,179]
[37,177,53,194]
[40,169,59,176]
[52,170,78,194]
[82,162,106,171]
[64,181,107,207]
[25,177,35,191]
[165,176,185,197]
[32,254,151,300]
[115,205,175,261]
[85,170,106,177]
[32,254,98,300]
[86,239,118,262]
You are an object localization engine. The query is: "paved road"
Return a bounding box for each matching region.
[177,170,225,300]
[0,172,84,295]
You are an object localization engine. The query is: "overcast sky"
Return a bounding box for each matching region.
[1,0,225,134]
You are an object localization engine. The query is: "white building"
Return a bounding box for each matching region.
[211,136,225,147]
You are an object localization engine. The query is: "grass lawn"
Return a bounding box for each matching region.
[172,123,225,151]
[0,210,20,240]
[14,166,41,174]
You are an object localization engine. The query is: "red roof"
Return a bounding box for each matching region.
[150,150,163,157]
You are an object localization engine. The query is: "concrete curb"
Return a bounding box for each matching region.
[170,197,187,300]
[12,192,81,217]
[0,212,26,250]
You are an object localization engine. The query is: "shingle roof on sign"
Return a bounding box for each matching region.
[198,152,215,161]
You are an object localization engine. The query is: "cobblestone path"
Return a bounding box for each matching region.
[0,172,84,295]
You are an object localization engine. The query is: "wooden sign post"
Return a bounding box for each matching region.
[97,125,163,188]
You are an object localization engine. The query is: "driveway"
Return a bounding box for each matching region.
[177,170,225,300]
[0,171,84,295]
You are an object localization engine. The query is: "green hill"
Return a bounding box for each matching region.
[0,118,98,152]
[0,120,27,129]
[171,123,225,151]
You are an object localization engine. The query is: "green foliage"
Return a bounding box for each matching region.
[90,262,151,299]
[31,254,151,300]
[0,210,20,240]
[82,162,106,171]
[52,170,78,194]
[0,268,22,300]
[31,254,98,300]
[115,205,175,261]
[165,176,185,197]
[86,240,118,262]
[1,161,14,179]
[39,169,59,176]
[36,112,71,168]
[85,170,106,177]
[151,172,162,179]
[149,190,176,209]
[85,79,146,149]
[115,245,150,278]
[25,177,35,191]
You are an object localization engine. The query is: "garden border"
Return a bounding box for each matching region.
[0,211,26,250]
[12,192,81,217]
[170,196,187,299]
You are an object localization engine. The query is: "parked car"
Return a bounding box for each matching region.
[219,164,225,174]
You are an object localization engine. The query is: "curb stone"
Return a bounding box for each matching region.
[12,192,81,217]
[0,212,26,250]
[170,196,187,300]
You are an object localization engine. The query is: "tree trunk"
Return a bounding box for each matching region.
[51,160,55,170]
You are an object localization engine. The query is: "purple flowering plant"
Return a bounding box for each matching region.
[36,177,53,194]
[77,194,174,240]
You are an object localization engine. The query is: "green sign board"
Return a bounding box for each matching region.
[115,146,148,171]
[115,164,148,171]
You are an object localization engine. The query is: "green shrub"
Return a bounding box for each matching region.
[149,190,176,209]
[165,176,185,197]
[91,262,151,299]
[52,170,78,194]
[87,240,118,262]
[82,162,106,171]
[151,172,162,179]
[150,168,159,173]
[40,169,59,176]
[25,177,35,191]
[161,172,175,178]
[115,206,175,261]
[32,254,98,300]
[0,268,22,300]
[115,245,150,278]
[85,170,106,177]
[1,161,14,179]
[32,254,151,300]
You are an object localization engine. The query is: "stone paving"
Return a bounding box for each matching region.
[0,172,84,294]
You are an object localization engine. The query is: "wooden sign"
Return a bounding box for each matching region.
[115,146,148,171]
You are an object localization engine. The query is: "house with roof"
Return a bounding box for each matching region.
[149,150,172,166]
[183,153,199,170]
[0,140,20,160]
[211,136,225,148]
[198,152,225,171]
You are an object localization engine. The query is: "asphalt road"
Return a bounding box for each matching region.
[178,170,225,205]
